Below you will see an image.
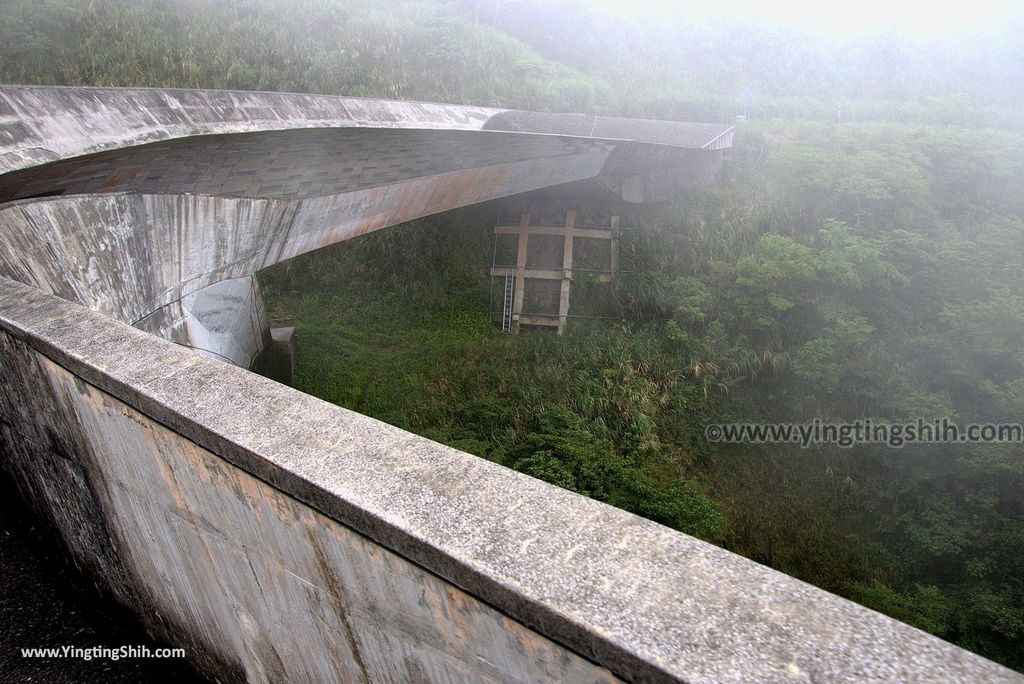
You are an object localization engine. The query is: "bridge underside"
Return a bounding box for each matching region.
[0,107,727,367]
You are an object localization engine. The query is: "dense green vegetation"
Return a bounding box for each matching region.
[3,0,1022,669]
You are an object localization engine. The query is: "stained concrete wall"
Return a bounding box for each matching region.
[0,127,607,204]
[0,86,731,208]
[0,86,499,175]
[0,86,732,175]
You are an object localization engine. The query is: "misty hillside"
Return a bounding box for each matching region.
[2,0,1022,127]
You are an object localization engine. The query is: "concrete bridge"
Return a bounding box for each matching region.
[0,86,730,366]
[0,85,1018,682]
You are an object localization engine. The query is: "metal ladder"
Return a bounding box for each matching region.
[501,272,514,333]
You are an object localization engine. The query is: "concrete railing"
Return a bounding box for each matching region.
[0,85,731,175]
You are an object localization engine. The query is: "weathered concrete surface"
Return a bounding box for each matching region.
[135,276,269,367]
[1,277,1020,683]
[0,86,499,175]
[482,110,733,148]
[0,127,611,203]
[0,193,288,365]
[0,85,731,175]
[0,86,731,210]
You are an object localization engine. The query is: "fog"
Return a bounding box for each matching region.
[589,0,1022,36]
